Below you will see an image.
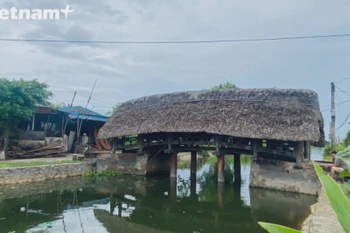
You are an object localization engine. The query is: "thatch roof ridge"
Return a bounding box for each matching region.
[118,88,320,112]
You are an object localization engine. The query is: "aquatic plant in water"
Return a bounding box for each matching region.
[259,161,350,233]
[82,170,122,178]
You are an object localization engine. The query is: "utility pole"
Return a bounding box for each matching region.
[330,82,336,150]
[77,79,97,141]
[62,91,76,136]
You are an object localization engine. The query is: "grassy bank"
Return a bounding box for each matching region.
[0,160,81,168]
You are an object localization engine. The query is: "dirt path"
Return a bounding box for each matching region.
[302,190,344,233]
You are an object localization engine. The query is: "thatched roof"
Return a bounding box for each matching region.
[98,88,324,145]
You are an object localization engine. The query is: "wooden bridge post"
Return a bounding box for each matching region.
[190,151,197,196]
[252,139,260,159]
[111,138,116,155]
[170,153,178,178]
[234,154,241,182]
[217,154,225,183]
[110,194,115,214]
[190,151,197,176]
[304,141,311,160]
[294,141,303,168]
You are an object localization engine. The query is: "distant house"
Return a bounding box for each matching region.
[17,106,65,139]
[58,106,109,138]
[16,105,110,151]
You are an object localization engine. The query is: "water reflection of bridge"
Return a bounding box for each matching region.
[102,183,254,233]
[0,175,317,233]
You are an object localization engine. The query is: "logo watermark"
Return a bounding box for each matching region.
[0,5,74,20]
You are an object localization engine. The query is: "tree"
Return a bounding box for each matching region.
[106,103,121,116]
[0,78,53,159]
[344,131,350,147]
[50,102,68,110]
[211,81,236,91]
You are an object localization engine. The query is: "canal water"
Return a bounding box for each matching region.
[0,149,324,233]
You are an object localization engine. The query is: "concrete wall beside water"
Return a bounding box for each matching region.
[87,151,171,175]
[0,151,171,185]
[0,163,91,185]
[249,158,322,195]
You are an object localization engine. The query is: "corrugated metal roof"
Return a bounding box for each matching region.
[58,106,108,122]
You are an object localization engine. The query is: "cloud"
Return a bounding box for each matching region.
[1,0,350,138]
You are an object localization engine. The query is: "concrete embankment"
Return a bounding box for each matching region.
[0,162,91,184]
[301,190,344,233]
[0,151,171,185]
[249,159,322,195]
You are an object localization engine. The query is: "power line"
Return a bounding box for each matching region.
[90,98,115,106]
[320,99,350,112]
[336,112,350,130]
[2,32,350,44]
[92,105,112,109]
[335,85,350,98]
[334,76,350,83]
[51,90,115,106]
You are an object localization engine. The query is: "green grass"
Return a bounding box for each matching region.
[0,160,80,168]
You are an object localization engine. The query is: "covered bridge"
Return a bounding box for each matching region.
[98,88,325,183]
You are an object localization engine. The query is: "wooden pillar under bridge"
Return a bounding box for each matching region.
[234,154,241,182]
[294,141,303,168]
[190,151,197,197]
[170,153,178,178]
[304,141,311,160]
[110,194,115,214]
[190,151,197,175]
[252,139,260,159]
[217,154,225,183]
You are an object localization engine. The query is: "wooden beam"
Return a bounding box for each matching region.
[258,148,293,157]
[223,143,252,151]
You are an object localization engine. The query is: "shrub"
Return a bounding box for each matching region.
[323,143,345,159]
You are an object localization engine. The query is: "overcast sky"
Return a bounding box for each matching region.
[1,0,350,139]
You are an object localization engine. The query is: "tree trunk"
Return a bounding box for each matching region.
[0,127,9,160]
